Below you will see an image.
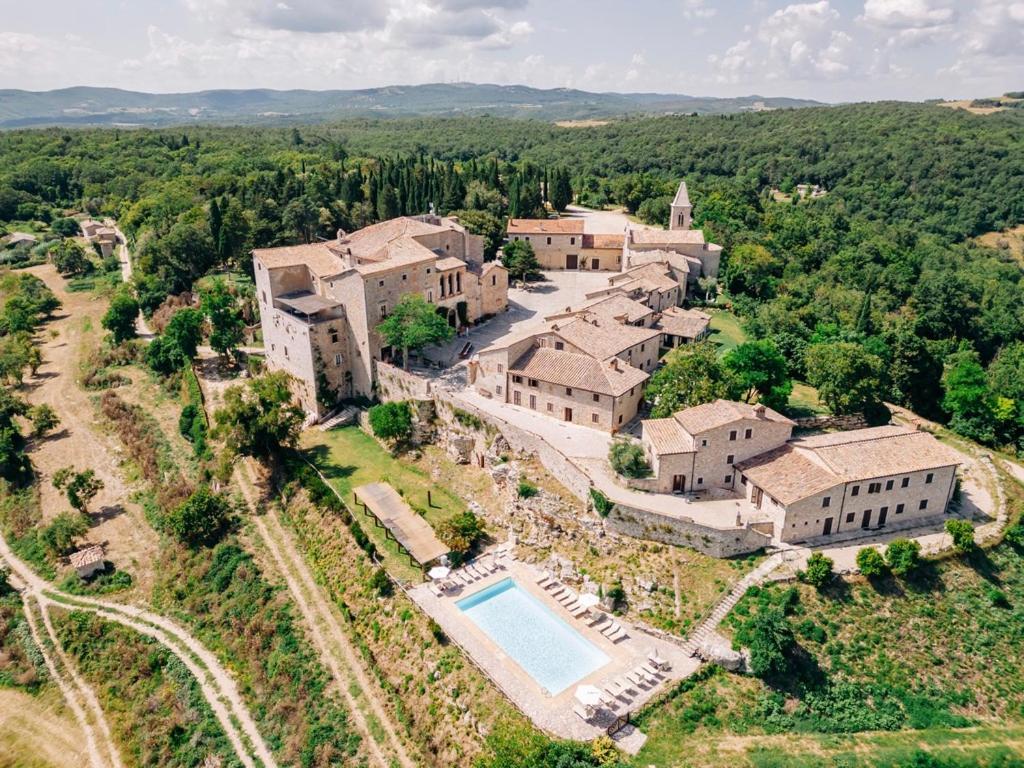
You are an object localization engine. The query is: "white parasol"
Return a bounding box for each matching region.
[577,593,600,609]
[428,566,451,580]
[574,684,604,708]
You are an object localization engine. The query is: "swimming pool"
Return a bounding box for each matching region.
[456,578,610,695]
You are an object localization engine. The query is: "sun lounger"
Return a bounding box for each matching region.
[608,627,629,643]
[455,570,474,585]
[568,604,588,619]
[548,585,567,598]
[625,670,647,687]
[587,612,607,627]
[604,680,631,700]
[429,582,446,597]
[535,572,552,587]
[558,593,578,607]
[648,651,670,671]
[573,704,592,722]
[631,666,654,685]
[466,564,486,579]
[599,691,619,708]
[640,662,661,678]
[600,621,621,638]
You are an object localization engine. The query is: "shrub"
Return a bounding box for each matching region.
[164,486,234,548]
[29,404,59,437]
[799,552,834,589]
[945,519,975,554]
[986,585,1010,608]
[517,480,539,499]
[368,401,413,443]
[745,607,794,678]
[608,440,652,478]
[437,511,485,560]
[367,568,392,597]
[40,511,89,557]
[855,547,887,578]
[885,538,922,575]
[590,488,614,518]
[1006,523,1024,547]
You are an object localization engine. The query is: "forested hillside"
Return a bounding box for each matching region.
[1,101,1023,452]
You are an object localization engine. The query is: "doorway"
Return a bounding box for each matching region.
[563,407,573,422]
[878,507,888,528]
[861,509,872,529]
[566,254,578,269]
[672,474,686,494]
[822,517,833,536]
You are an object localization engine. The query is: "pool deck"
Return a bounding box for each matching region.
[408,556,699,745]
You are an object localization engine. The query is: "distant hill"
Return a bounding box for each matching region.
[0,83,825,128]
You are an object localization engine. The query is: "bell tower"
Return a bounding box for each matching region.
[670,180,692,231]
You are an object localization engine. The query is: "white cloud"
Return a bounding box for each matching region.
[682,0,716,20]
[858,0,956,47]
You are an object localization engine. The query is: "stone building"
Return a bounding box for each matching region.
[253,215,509,417]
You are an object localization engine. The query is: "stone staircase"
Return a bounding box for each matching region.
[682,552,785,657]
[318,406,358,431]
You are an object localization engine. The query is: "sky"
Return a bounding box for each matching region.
[0,0,1021,101]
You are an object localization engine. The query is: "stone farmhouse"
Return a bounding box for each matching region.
[506,180,721,295]
[639,401,962,543]
[80,219,119,257]
[253,215,509,417]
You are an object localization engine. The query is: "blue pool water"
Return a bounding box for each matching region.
[456,578,610,694]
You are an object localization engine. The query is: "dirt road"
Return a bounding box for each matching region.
[236,459,418,768]
[22,264,160,593]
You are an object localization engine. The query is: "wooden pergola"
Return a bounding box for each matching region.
[352,482,449,569]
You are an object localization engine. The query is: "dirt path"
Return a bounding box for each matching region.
[236,459,418,768]
[21,264,160,593]
[17,589,107,768]
[0,688,88,768]
[0,536,279,768]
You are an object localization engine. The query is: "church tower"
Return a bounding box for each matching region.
[670,180,692,231]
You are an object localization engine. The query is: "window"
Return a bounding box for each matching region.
[630,387,635,395]
[547,403,553,412]
[271,343,276,352]
[402,273,407,281]
[846,512,855,523]
[885,479,894,491]
[726,454,735,465]
[745,428,752,439]
[618,414,623,424]
[868,482,881,494]
[729,430,737,441]
[331,332,339,344]
[491,275,497,286]
[513,391,521,405]
[591,414,599,423]
[496,385,503,395]
[896,503,904,514]
[512,375,523,384]
[378,279,385,287]
[497,364,504,373]
[261,290,267,304]
[640,344,645,352]
[565,388,573,396]
[925,472,934,484]
[570,237,576,245]
[528,379,538,387]
[529,395,536,409]
[525,236,530,242]
[334,354,342,365]
[901,477,910,488]
[555,341,564,350]
[919,499,928,510]
[822,496,831,508]
[697,477,703,485]
[852,485,860,497]
[426,268,432,274]
[379,303,387,320]
[427,290,433,302]
[724,475,732,484]
[546,237,552,245]
[740,476,747,486]
[701,439,707,447]
[284,346,289,358]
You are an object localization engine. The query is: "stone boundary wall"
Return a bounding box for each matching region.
[606,503,773,558]
[376,361,433,401]
[793,413,868,430]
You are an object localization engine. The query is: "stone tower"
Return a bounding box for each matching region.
[670,180,692,231]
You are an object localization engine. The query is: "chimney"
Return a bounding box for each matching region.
[610,358,620,372]
[754,404,766,418]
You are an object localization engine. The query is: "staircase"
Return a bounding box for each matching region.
[318,406,358,431]
[682,551,785,656]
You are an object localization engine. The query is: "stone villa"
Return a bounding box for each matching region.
[254,215,509,417]
[506,181,722,294]
[639,401,962,543]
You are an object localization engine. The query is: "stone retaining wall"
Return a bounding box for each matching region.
[376,361,433,401]
[606,503,772,558]
[793,413,868,430]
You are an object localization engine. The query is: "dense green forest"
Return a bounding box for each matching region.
[1,102,1023,451]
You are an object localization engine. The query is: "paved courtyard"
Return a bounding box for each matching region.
[408,555,698,744]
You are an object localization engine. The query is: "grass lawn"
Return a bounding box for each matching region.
[299,425,466,581]
[707,310,748,356]
[787,381,829,417]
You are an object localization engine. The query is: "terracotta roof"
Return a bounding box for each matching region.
[434,255,466,271]
[343,217,449,260]
[551,316,661,361]
[480,261,506,273]
[69,545,104,569]
[642,418,695,454]
[253,242,344,277]
[507,218,584,235]
[736,445,843,505]
[546,293,654,325]
[609,263,680,293]
[673,399,794,436]
[657,306,711,339]
[509,346,648,397]
[796,427,962,481]
[628,228,706,245]
[352,237,438,275]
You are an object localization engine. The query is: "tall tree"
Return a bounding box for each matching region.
[805,342,887,421]
[723,340,792,410]
[376,294,454,370]
[213,371,304,460]
[501,239,542,284]
[646,343,735,418]
[102,290,140,344]
[201,280,244,359]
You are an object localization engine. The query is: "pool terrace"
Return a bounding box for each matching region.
[408,555,698,745]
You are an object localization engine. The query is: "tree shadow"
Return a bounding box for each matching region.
[818,577,853,603]
[966,547,1002,585]
[92,504,126,524]
[902,560,945,595]
[299,444,356,483]
[865,573,905,597]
